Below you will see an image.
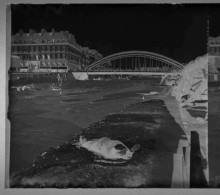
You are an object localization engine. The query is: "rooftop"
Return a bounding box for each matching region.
[11,29,103,59]
[208,36,220,45]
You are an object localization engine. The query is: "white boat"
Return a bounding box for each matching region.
[137,91,158,96]
[93,77,102,81]
[50,83,61,91]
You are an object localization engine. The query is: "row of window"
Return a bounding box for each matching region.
[18,54,65,61]
[209,46,220,54]
[11,45,100,62]
[11,45,83,59]
[16,53,84,62]
[12,45,67,53]
[12,38,67,44]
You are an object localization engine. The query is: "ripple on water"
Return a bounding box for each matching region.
[63,90,98,97]
[62,93,86,97]
[60,98,81,103]
[93,90,152,103]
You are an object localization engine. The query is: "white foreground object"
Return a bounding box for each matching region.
[75,136,140,160]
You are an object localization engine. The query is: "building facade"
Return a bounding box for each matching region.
[11,29,103,72]
[10,55,21,72]
[208,36,220,81]
[208,36,220,73]
[208,36,220,56]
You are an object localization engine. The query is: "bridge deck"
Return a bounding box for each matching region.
[73,71,180,76]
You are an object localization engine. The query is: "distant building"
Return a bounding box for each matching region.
[208,36,220,56]
[208,36,220,81]
[208,36,220,72]
[11,29,103,72]
[10,55,21,72]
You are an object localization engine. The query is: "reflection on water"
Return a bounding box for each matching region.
[60,98,81,103]
[93,90,152,103]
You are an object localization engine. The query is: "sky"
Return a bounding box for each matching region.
[11,4,220,63]
[209,5,220,38]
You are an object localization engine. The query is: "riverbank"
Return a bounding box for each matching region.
[9,83,189,188]
[9,75,208,187]
[8,79,162,174]
[162,55,208,187]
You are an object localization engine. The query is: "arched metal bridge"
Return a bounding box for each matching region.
[84,51,183,74]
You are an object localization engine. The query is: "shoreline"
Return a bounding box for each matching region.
[9,79,208,188]
[9,80,162,174]
[9,87,187,187]
[148,86,208,187]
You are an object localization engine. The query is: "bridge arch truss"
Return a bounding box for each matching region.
[85,51,183,72]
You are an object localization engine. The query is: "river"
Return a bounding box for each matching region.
[8,77,186,187]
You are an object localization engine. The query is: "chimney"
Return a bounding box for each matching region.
[29,29,35,36]
[52,28,55,36]
[41,29,46,35]
[18,29,24,36]
[69,33,76,43]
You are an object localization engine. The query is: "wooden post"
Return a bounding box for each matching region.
[171,154,184,188]
[183,146,190,187]
[144,57,146,71]
[172,139,190,188]
[132,57,134,70]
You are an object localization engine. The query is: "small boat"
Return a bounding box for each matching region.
[137,91,158,96]
[118,76,129,80]
[50,83,61,91]
[93,77,102,81]
[11,85,33,92]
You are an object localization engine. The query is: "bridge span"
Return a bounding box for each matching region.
[73,51,183,80]
[84,50,184,72]
[73,71,181,76]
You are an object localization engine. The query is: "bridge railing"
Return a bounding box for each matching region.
[72,69,179,73]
